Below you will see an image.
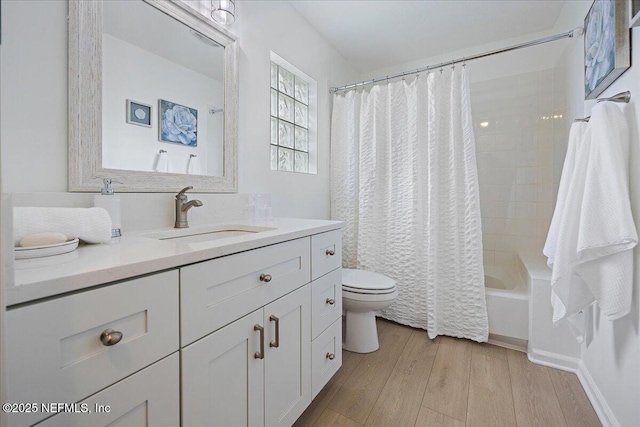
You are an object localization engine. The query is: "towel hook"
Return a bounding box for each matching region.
[190,154,197,158]
[159,149,167,154]
[596,90,631,104]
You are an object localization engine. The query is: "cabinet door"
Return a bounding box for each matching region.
[264,285,311,427]
[38,353,180,427]
[182,309,264,427]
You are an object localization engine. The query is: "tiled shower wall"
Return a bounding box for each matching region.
[471,69,564,270]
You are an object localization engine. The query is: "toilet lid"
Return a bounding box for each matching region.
[342,269,396,293]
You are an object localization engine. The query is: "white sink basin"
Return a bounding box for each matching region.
[145,225,276,244]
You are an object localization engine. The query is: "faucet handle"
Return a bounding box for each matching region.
[177,186,193,199]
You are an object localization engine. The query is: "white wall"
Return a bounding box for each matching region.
[103,34,224,176]
[361,28,575,87]
[233,1,359,218]
[553,5,640,426]
[0,0,68,193]
[0,0,360,219]
[471,70,558,270]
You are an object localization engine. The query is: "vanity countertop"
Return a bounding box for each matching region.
[7,218,344,306]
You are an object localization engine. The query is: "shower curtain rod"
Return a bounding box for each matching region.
[331,27,584,93]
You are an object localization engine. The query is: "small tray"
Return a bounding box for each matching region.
[15,238,80,260]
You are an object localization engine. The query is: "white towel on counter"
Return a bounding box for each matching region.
[13,207,112,245]
[544,121,587,269]
[550,102,637,341]
[187,156,201,175]
[154,151,172,173]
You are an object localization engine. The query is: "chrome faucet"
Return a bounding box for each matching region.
[174,186,203,228]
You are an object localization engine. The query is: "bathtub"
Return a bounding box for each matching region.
[484,264,529,342]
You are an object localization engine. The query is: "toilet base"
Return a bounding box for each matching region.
[343,310,379,353]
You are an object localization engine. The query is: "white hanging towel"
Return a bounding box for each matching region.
[544,121,587,268]
[187,155,201,175]
[154,151,172,173]
[550,102,637,342]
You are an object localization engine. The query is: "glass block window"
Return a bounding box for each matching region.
[270,61,311,173]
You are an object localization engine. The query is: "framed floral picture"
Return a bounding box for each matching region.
[584,0,630,100]
[159,99,198,146]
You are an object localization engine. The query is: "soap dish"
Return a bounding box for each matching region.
[15,238,80,260]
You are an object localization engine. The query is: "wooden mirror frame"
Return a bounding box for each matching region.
[69,0,238,192]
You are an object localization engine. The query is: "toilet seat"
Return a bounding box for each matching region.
[342,268,396,295]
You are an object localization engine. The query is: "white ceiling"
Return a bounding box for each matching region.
[103,1,224,81]
[289,0,567,73]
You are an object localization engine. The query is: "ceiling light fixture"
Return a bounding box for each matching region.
[211,0,235,25]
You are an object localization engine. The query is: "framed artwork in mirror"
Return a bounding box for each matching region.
[159,99,198,146]
[126,100,152,127]
[584,0,630,99]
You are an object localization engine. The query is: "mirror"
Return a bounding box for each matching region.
[69,0,238,192]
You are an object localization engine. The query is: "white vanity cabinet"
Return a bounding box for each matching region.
[182,285,311,427]
[5,271,180,427]
[5,224,344,427]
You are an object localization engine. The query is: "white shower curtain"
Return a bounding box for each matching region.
[331,68,488,342]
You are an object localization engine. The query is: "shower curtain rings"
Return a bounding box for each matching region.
[451,60,455,70]
[463,57,467,67]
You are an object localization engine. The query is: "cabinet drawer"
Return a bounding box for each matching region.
[311,318,342,399]
[38,353,180,427]
[311,230,342,280]
[180,237,310,345]
[6,271,179,427]
[312,268,342,339]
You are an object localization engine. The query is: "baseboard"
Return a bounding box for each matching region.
[487,333,527,352]
[576,361,618,427]
[527,348,579,372]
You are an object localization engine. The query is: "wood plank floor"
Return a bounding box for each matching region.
[295,319,601,427]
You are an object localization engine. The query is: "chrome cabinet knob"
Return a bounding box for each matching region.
[100,329,123,346]
[326,352,335,360]
[326,249,335,256]
[259,273,272,283]
[326,298,335,305]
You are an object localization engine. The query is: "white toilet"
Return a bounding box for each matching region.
[342,268,398,353]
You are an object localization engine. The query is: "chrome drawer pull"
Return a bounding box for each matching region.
[326,298,335,305]
[100,329,123,346]
[269,315,280,348]
[259,273,272,283]
[325,249,335,256]
[254,324,264,359]
[326,352,335,360]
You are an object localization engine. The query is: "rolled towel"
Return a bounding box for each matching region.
[13,207,112,245]
[154,151,172,173]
